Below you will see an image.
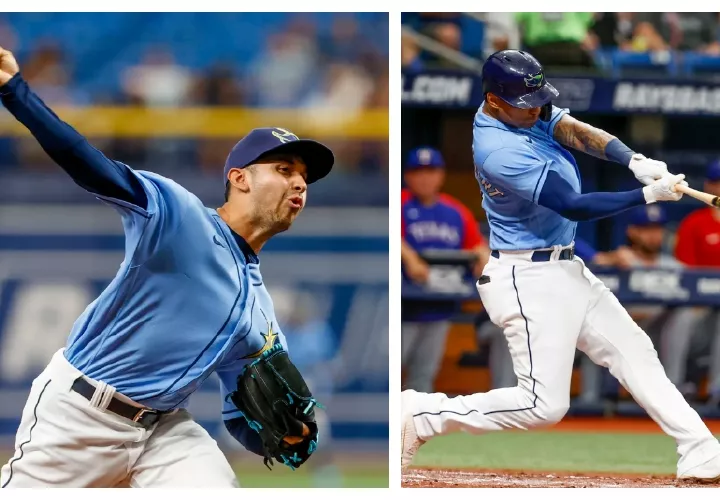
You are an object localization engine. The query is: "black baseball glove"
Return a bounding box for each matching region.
[227,343,322,470]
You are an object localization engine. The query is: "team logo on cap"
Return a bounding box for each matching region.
[524,72,544,88]
[418,148,432,165]
[272,128,299,144]
[646,205,661,222]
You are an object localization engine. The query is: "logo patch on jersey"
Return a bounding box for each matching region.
[212,234,225,248]
[524,72,544,88]
[480,177,504,197]
[242,319,279,359]
[272,128,299,144]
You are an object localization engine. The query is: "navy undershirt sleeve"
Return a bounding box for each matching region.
[538,170,646,221]
[0,73,147,208]
[224,417,265,457]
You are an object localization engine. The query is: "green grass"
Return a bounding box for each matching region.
[229,453,388,488]
[231,464,388,488]
[413,431,720,475]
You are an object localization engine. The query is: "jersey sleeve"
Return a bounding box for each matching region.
[534,105,569,139]
[94,167,191,265]
[479,146,551,204]
[674,216,698,266]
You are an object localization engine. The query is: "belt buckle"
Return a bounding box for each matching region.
[132,408,157,423]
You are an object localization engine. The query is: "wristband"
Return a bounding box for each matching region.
[605,138,635,166]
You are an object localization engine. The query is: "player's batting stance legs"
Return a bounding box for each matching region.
[404,252,720,479]
[402,49,720,483]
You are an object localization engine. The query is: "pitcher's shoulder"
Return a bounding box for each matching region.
[138,170,209,212]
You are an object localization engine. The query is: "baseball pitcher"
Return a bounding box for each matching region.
[0,46,331,488]
[401,50,720,483]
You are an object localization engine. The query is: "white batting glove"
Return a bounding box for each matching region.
[642,173,686,203]
[629,154,669,186]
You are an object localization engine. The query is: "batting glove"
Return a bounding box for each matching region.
[629,154,669,186]
[642,173,686,203]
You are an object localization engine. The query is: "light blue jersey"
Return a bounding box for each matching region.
[472,103,581,251]
[64,167,286,416]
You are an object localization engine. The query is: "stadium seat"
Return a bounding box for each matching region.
[459,16,484,60]
[682,52,720,78]
[610,49,679,78]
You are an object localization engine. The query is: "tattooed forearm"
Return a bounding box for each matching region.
[553,114,616,159]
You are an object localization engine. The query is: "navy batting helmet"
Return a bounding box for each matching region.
[482,50,558,121]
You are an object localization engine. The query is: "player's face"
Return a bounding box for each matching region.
[488,94,541,128]
[248,154,308,232]
[404,167,445,199]
[705,180,720,198]
[629,225,664,254]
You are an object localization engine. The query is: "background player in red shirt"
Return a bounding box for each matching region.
[675,160,720,268]
[401,147,489,392]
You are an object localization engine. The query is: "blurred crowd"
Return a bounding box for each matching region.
[402,12,720,71]
[0,13,389,176]
[401,146,720,410]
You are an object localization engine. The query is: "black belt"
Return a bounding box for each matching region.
[490,248,575,262]
[71,377,166,428]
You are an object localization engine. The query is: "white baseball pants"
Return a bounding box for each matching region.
[410,250,720,475]
[1,349,237,488]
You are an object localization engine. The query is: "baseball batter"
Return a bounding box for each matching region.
[0,47,331,487]
[401,50,720,482]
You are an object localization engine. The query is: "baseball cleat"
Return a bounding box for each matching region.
[678,454,720,484]
[401,390,425,473]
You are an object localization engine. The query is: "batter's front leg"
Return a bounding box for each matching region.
[408,261,588,441]
[577,269,720,481]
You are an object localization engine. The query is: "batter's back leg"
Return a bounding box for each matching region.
[577,275,720,482]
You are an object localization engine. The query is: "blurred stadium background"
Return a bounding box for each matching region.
[402,12,720,478]
[0,12,388,487]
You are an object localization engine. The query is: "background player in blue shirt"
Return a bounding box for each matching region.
[401,146,489,393]
[0,46,332,488]
[402,50,720,484]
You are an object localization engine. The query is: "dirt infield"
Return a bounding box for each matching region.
[402,417,720,488]
[402,468,719,488]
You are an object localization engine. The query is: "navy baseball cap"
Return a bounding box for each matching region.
[224,127,334,185]
[629,205,667,226]
[706,159,720,182]
[406,147,445,170]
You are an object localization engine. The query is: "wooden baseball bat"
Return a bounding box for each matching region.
[673,183,720,207]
